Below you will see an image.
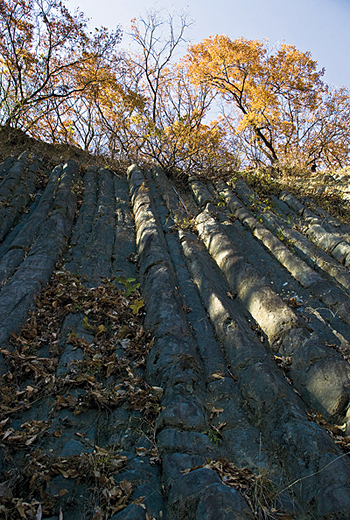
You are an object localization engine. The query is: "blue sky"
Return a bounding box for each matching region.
[67,0,350,88]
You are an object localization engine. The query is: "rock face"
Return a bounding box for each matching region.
[1,154,350,519]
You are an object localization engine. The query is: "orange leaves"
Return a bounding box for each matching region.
[186,35,265,95]
[185,35,344,168]
[0,0,122,145]
[2,2,347,169]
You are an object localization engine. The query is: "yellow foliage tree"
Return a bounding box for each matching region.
[185,35,350,170]
[0,0,122,136]
[0,2,348,173]
[107,11,239,173]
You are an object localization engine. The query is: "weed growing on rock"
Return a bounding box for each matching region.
[182,458,294,520]
[307,411,350,455]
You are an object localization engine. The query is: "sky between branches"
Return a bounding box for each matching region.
[67,0,350,89]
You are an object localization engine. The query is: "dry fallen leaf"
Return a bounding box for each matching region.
[132,496,145,508]
[211,372,225,380]
[119,479,132,495]
[16,500,26,519]
[0,481,13,501]
[135,447,148,457]
[92,508,103,520]
[210,407,224,419]
[25,434,38,446]
[181,465,202,475]
[2,428,14,440]
[35,503,42,520]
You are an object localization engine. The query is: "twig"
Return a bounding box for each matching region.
[172,186,189,217]
[279,452,350,495]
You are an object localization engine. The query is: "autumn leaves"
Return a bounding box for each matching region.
[0,1,349,172]
[187,36,350,170]
[0,0,121,146]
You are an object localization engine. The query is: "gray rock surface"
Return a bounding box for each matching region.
[1,156,350,519]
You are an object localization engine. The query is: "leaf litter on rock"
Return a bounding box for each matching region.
[182,458,297,520]
[0,268,160,519]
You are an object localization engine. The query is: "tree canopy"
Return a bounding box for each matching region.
[186,35,350,170]
[0,0,349,174]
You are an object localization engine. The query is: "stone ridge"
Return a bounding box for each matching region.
[0,155,350,519]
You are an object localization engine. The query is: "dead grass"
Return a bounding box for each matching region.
[229,166,350,226]
[0,126,129,174]
[182,458,296,520]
